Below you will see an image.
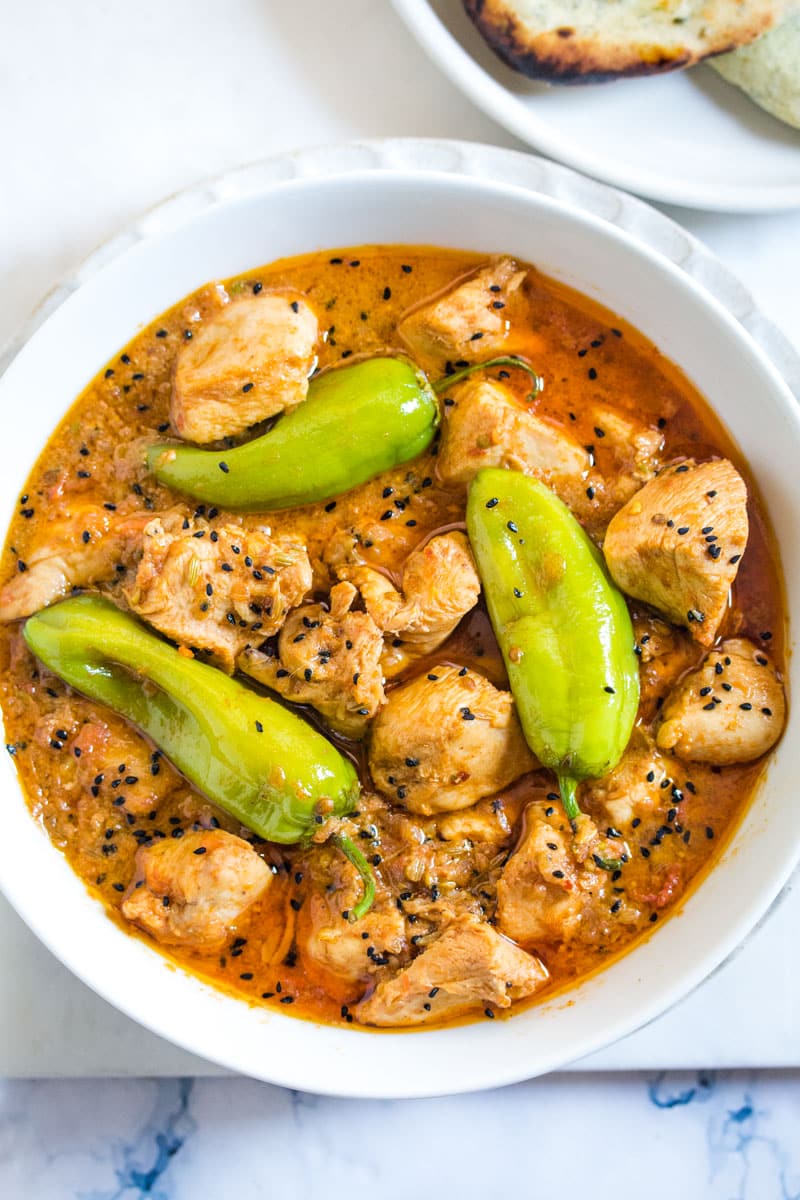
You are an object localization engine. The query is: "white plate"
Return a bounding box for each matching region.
[1,156,799,1099]
[391,0,800,211]
[0,140,798,1085]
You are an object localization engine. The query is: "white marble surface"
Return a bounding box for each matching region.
[1,0,799,1193]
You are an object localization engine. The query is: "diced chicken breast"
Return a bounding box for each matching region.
[73,714,181,814]
[122,830,271,948]
[436,378,591,509]
[397,258,526,365]
[633,611,701,721]
[171,292,318,443]
[296,844,408,1004]
[369,664,535,814]
[239,581,385,738]
[603,459,749,646]
[585,728,672,829]
[0,505,150,621]
[496,802,613,946]
[355,915,547,1027]
[344,531,480,664]
[586,402,663,509]
[656,638,785,764]
[125,517,311,671]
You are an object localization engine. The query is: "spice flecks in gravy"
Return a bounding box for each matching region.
[0,247,785,1028]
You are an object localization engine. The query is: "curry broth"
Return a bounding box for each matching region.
[0,246,785,1029]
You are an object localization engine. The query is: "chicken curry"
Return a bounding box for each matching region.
[0,247,786,1028]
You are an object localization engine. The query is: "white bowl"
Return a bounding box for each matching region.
[0,172,797,1098]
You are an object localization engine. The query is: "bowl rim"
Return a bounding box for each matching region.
[0,166,798,1097]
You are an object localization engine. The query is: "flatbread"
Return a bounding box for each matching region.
[463,0,795,83]
[711,10,800,128]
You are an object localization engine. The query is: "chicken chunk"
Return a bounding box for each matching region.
[296,844,408,1003]
[0,505,150,621]
[633,610,701,721]
[344,532,480,665]
[586,403,663,509]
[238,581,385,738]
[122,830,271,948]
[73,714,181,814]
[369,664,535,814]
[397,258,526,366]
[603,459,749,646]
[656,638,785,764]
[436,378,591,509]
[171,292,318,443]
[496,802,615,946]
[125,517,311,671]
[355,915,547,1027]
[584,728,672,829]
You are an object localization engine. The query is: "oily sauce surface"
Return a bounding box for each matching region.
[0,246,785,1027]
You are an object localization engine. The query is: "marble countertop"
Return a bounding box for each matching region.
[1,1,799,1195]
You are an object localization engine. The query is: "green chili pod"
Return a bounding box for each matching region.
[23,596,360,844]
[147,356,438,510]
[466,468,639,822]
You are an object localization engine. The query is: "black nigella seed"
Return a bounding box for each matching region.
[218,461,229,473]
[507,521,518,533]
[193,846,207,855]
[588,367,597,380]
[486,497,499,508]
[255,721,264,733]
[324,501,337,512]
[253,282,263,293]
[383,287,391,300]
[242,382,254,393]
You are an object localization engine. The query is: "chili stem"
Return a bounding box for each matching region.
[558,774,581,826]
[333,833,376,922]
[433,356,543,402]
[559,774,624,872]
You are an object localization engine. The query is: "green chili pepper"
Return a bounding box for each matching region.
[23,595,374,918]
[146,354,543,511]
[147,356,438,510]
[466,468,639,829]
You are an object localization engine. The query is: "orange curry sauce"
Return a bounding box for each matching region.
[0,247,785,1028]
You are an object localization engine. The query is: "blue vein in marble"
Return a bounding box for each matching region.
[648,1069,716,1108]
[710,1087,800,1200]
[81,1078,196,1200]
